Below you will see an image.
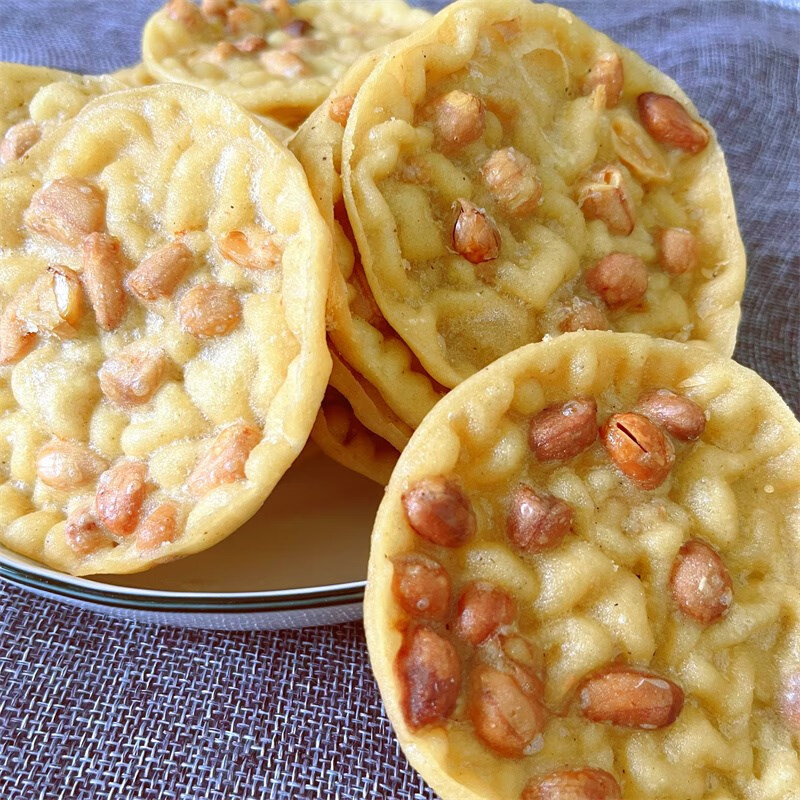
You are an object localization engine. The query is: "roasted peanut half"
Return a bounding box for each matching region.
[82,233,127,331]
[236,34,267,53]
[99,346,168,407]
[95,461,148,537]
[577,165,635,236]
[636,388,706,441]
[218,229,282,271]
[48,265,84,329]
[457,582,516,645]
[397,626,461,730]
[166,0,207,28]
[262,0,292,25]
[637,92,709,154]
[401,476,476,548]
[205,41,238,63]
[600,412,675,489]
[329,94,356,126]
[64,504,108,556]
[611,115,671,184]
[0,303,35,365]
[507,485,573,554]
[36,439,108,490]
[260,50,310,78]
[0,120,40,164]
[127,241,193,301]
[391,554,451,620]
[136,503,180,551]
[469,665,547,758]
[582,52,624,109]
[226,4,258,34]
[24,177,105,246]
[480,147,542,217]
[201,0,234,18]
[178,283,242,338]
[559,299,609,333]
[187,421,260,496]
[656,227,698,275]
[529,398,598,462]
[450,199,501,264]
[283,18,313,37]
[779,672,800,732]
[670,539,732,624]
[522,768,621,800]
[427,90,486,150]
[585,252,648,310]
[578,665,684,729]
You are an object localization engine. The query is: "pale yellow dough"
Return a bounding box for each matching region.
[142,0,431,125]
[344,0,746,388]
[0,62,122,156]
[366,331,800,800]
[0,84,331,574]
[290,53,445,431]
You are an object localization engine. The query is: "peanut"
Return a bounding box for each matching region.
[99,346,167,407]
[529,398,598,462]
[64,504,108,555]
[260,50,310,79]
[469,665,547,757]
[401,477,476,548]
[507,485,573,554]
[559,299,609,333]
[187,421,260,496]
[577,165,634,236]
[480,147,542,217]
[578,665,684,729]
[582,52,624,108]
[391,554,451,620]
[166,0,204,27]
[457,582,516,645]
[81,233,127,331]
[201,0,233,18]
[136,503,180,551]
[127,241,193,301]
[236,34,267,53]
[262,0,292,25]
[611,115,671,184]
[48,265,83,329]
[585,252,648,309]
[522,769,621,800]
[427,90,486,150]
[656,227,698,275]
[637,92,709,154]
[226,5,258,34]
[218,229,282,271]
[283,18,312,37]
[206,41,238,63]
[600,412,675,489]
[95,461,148,537]
[24,177,105,246]
[670,539,732,624]
[0,303,35,365]
[397,626,461,730]
[178,283,241,338]
[636,388,706,441]
[0,120,40,164]
[36,439,108,490]
[329,94,356,126]
[450,199,501,264]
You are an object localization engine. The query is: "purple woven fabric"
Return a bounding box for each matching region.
[0,1,798,799]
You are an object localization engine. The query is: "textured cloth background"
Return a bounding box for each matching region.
[0,1,798,798]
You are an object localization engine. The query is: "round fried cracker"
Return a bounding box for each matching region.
[0,83,330,575]
[142,0,431,126]
[344,0,746,388]
[366,330,800,800]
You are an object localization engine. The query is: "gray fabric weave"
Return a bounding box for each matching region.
[0,1,798,798]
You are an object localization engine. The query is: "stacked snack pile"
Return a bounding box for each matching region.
[0,1,797,798]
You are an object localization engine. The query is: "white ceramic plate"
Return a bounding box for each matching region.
[0,445,382,630]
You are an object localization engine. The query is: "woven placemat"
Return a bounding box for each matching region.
[0,1,798,798]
